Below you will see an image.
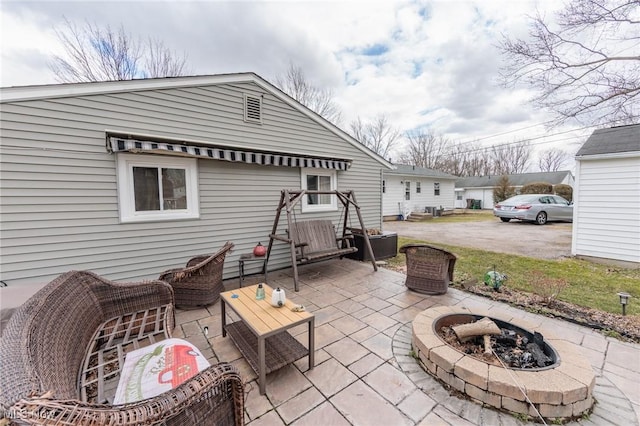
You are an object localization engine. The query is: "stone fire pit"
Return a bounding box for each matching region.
[412,306,595,421]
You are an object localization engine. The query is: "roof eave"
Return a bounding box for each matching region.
[576,151,640,161]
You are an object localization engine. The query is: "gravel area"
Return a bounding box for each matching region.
[384,217,573,260]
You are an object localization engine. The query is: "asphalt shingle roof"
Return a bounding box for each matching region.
[386,164,457,179]
[576,124,640,157]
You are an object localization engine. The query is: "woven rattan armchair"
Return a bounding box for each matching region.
[159,241,234,308]
[399,244,457,294]
[0,270,244,426]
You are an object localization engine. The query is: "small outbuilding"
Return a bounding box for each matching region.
[572,124,640,266]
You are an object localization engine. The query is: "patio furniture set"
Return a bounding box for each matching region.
[0,270,244,425]
[0,229,456,424]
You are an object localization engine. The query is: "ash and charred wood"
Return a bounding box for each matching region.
[526,343,552,367]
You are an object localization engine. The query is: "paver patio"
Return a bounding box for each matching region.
[173,259,640,425]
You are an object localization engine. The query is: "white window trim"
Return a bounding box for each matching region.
[116,153,200,223]
[301,169,337,213]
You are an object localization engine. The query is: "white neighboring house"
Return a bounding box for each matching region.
[454,171,575,209]
[0,73,392,286]
[572,124,640,266]
[382,165,457,220]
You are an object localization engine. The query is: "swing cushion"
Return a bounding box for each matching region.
[290,220,357,262]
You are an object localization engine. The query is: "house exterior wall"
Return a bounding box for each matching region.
[571,155,640,264]
[0,81,385,285]
[382,174,455,217]
[459,188,494,210]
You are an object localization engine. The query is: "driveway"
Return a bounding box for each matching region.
[384,217,573,260]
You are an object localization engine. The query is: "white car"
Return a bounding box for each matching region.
[493,194,573,225]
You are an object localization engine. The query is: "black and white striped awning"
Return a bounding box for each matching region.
[108,137,352,170]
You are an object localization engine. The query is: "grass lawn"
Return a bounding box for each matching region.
[387,236,640,316]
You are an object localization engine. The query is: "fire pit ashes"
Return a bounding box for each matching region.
[435,313,560,371]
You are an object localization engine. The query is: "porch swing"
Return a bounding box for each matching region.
[266,189,378,291]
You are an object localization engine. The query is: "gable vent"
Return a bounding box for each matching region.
[244,94,262,124]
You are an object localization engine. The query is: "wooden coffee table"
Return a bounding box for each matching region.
[221,284,315,394]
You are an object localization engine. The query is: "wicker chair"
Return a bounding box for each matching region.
[0,270,244,426]
[159,241,234,308]
[399,244,457,294]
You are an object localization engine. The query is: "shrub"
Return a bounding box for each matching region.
[493,175,516,203]
[521,182,553,194]
[554,184,573,202]
[530,270,569,306]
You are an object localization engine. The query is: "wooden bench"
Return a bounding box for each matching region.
[0,270,244,425]
[270,219,357,290]
[289,220,357,262]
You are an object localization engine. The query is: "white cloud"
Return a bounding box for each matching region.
[0,0,585,170]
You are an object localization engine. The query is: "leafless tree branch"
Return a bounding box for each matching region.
[49,18,190,83]
[273,63,343,125]
[499,0,640,126]
[349,114,400,159]
[537,148,570,171]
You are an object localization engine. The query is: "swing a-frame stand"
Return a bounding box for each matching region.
[266,189,378,291]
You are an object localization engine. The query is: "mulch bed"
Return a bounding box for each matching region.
[385,264,640,343]
[453,282,640,343]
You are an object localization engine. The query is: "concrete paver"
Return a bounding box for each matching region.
[363,362,416,404]
[174,259,639,425]
[332,380,413,426]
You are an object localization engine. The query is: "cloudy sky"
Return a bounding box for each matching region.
[1,0,592,167]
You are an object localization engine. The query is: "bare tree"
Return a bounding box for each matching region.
[499,0,640,126]
[349,114,400,159]
[462,142,493,177]
[398,129,450,169]
[144,38,189,78]
[49,18,190,83]
[491,141,532,175]
[274,63,343,125]
[537,148,570,171]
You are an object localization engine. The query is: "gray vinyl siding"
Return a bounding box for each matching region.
[572,156,640,263]
[0,81,385,285]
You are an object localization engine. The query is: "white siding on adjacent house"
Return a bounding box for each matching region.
[460,189,494,210]
[572,156,640,263]
[382,175,455,217]
[382,175,406,217]
[0,81,385,285]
